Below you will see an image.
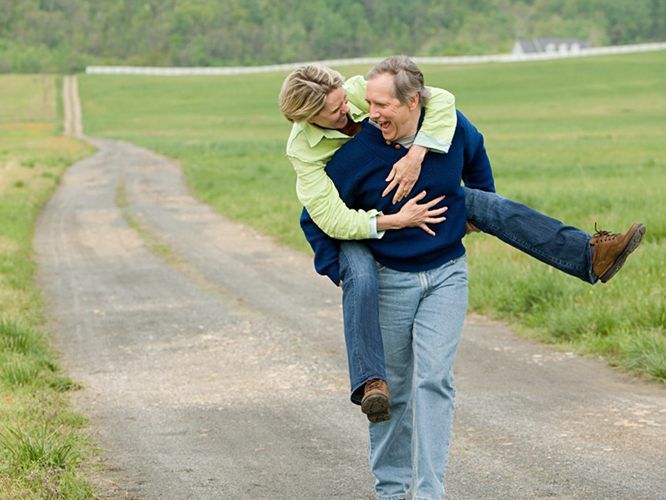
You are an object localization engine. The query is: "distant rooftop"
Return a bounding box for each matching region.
[513,38,592,55]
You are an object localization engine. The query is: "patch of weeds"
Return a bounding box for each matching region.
[0,318,40,355]
[0,424,80,471]
[622,329,666,381]
[0,354,41,386]
[0,319,78,392]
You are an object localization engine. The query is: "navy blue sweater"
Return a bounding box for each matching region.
[300,110,495,284]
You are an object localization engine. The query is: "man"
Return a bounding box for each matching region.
[301,55,493,499]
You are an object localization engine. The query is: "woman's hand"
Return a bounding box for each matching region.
[377,191,447,236]
[382,144,427,204]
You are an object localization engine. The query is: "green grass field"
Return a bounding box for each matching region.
[0,75,94,497]
[79,51,666,383]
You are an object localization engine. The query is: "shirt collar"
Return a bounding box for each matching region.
[299,118,354,148]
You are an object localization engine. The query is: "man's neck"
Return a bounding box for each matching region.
[400,109,421,140]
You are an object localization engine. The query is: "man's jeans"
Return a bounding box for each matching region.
[369,256,468,500]
[339,188,596,403]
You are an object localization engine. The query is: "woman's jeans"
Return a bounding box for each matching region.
[339,241,387,404]
[370,256,468,500]
[463,187,597,284]
[338,188,596,404]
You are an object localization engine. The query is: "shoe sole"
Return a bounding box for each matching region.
[599,224,646,283]
[361,394,391,423]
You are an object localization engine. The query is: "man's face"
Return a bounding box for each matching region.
[366,73,419,142]
[310,86,350,129]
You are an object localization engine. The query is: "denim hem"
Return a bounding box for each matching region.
[350,383,364,405]
[378,495,407,500]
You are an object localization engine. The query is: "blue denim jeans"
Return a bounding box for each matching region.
[339,241,387,404]
[339,188,597,404]
[369,256,468,500]
[464,187,597,284]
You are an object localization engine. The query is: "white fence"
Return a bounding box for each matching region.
[86,42,666,76]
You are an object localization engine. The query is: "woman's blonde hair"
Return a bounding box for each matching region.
[279,64,344,123]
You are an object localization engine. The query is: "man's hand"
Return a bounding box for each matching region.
[382,144,427,204]
[465,221,480,234]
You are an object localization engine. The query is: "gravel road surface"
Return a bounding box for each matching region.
[32,77,665,499]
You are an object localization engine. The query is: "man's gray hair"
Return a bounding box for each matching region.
[366,55,430,107]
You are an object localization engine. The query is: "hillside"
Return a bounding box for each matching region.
[1,0,665,72]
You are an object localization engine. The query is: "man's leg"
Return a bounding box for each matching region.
[411,256,468,500]
[369,264,422,500]
[339,242,390,422]
[464,187,645,283]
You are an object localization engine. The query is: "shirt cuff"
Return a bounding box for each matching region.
[414,132,451,154]
[369,215,386,239]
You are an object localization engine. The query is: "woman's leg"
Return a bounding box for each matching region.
[464,187,596,283]
[339,241,389,421]
[464,187,646,283]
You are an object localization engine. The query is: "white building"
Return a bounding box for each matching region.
[512,38,591,55]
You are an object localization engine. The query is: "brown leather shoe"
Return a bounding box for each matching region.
[361,379,391,423]
[591,223,646,283]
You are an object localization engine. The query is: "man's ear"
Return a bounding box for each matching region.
[407,93,420,111]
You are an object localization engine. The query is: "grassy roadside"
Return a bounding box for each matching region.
[79,52,665,383]
[0,75,95,497]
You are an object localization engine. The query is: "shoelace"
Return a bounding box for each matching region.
[592,222,618,243]
[366,380,385,391]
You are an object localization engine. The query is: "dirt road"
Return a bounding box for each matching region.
[34,77,666,499]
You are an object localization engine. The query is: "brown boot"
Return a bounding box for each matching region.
[591,223,646,283]
[361,379,391,423]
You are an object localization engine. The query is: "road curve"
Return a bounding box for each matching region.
[33,80,666,499]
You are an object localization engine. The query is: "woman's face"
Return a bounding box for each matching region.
[310,87,350,129]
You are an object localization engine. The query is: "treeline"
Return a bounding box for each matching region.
[1,0,664,73]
